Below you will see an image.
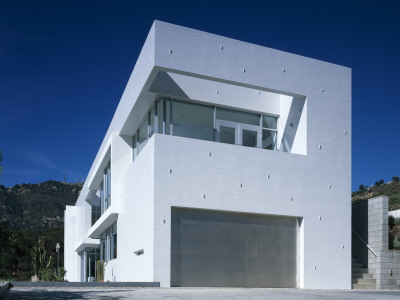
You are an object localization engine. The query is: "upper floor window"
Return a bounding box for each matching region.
[91,201,101,226]
[100,164,111,215]
[132,97,278,160]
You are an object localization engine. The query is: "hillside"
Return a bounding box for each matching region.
[0,180,82,280]
[0,180,82,229]
[352,180,400,211]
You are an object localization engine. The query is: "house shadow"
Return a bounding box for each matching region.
[6,289,134,300]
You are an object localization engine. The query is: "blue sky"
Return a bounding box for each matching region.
[0,0,399,191]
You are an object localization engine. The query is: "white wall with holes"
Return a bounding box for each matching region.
[65,20,351,289]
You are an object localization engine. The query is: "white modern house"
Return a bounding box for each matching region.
[64,21,351,288]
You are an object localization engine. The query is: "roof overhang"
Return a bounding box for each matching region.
[74,238,100,252]
[87,207,118,238]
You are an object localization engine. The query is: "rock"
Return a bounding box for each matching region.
[0,281,14,297]
[31,274,39,282]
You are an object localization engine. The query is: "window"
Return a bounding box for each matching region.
[262,115,277,150]
[100,222,117,261]
[215,107,277,149]
[132,97,279,160]
[100,164,111,215]
[216,107,260,126]
[138,115,149,154]
[172,100,214,141]
[149,105,156,137]
[91,202,101,226]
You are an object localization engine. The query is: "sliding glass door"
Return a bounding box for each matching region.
[216,120,261,148]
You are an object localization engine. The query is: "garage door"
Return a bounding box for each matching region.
[171,208,299,287]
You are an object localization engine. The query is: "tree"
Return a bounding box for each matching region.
[393,176,399,182]
[375,181,380,187]
[359,184,365,191]
[0,226,25,278]
[379,179,384,184]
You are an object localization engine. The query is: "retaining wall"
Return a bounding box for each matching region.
[352,196,400,289]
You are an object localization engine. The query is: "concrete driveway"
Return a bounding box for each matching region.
[5,288,400,300]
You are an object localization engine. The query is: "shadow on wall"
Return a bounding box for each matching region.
[148,71,189,98]
[279,96,306,153]
[352,200,369,267]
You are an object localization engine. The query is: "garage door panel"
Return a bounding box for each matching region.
[171,208,298,288]
[179,239,247,256]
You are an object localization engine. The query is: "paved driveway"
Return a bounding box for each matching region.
[5,287,400,299]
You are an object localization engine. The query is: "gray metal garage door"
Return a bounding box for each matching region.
[171,208,299,287]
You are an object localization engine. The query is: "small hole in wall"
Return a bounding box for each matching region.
[208,152,211,157]
[169,49,173,54]
[220,45,223,50]
[203,194,206,199]
[163,220,166,224]
[240,183,243,187]
[169,169,172,173]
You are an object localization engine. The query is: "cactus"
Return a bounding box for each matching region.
[96,260,104,281]
[31,237,53,278]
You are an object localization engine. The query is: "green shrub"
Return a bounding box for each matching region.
[39,269,54,281]
[395,217,400,226]
[39,267,66,281]
[394,238,400,249]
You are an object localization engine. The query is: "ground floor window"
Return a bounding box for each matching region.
[100,222,117,261]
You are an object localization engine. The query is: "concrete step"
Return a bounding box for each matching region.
[352,278,376,284]
[352,268,370,274]
[352,272,374,279]
[352,283,376,290]
[352,262,364,268]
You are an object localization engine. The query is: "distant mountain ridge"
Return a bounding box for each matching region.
[0,180,83,229]
[352,180,400,211]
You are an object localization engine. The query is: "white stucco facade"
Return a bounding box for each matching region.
[64,21,351,288]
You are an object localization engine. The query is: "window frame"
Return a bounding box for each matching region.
[132,96,279,160]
